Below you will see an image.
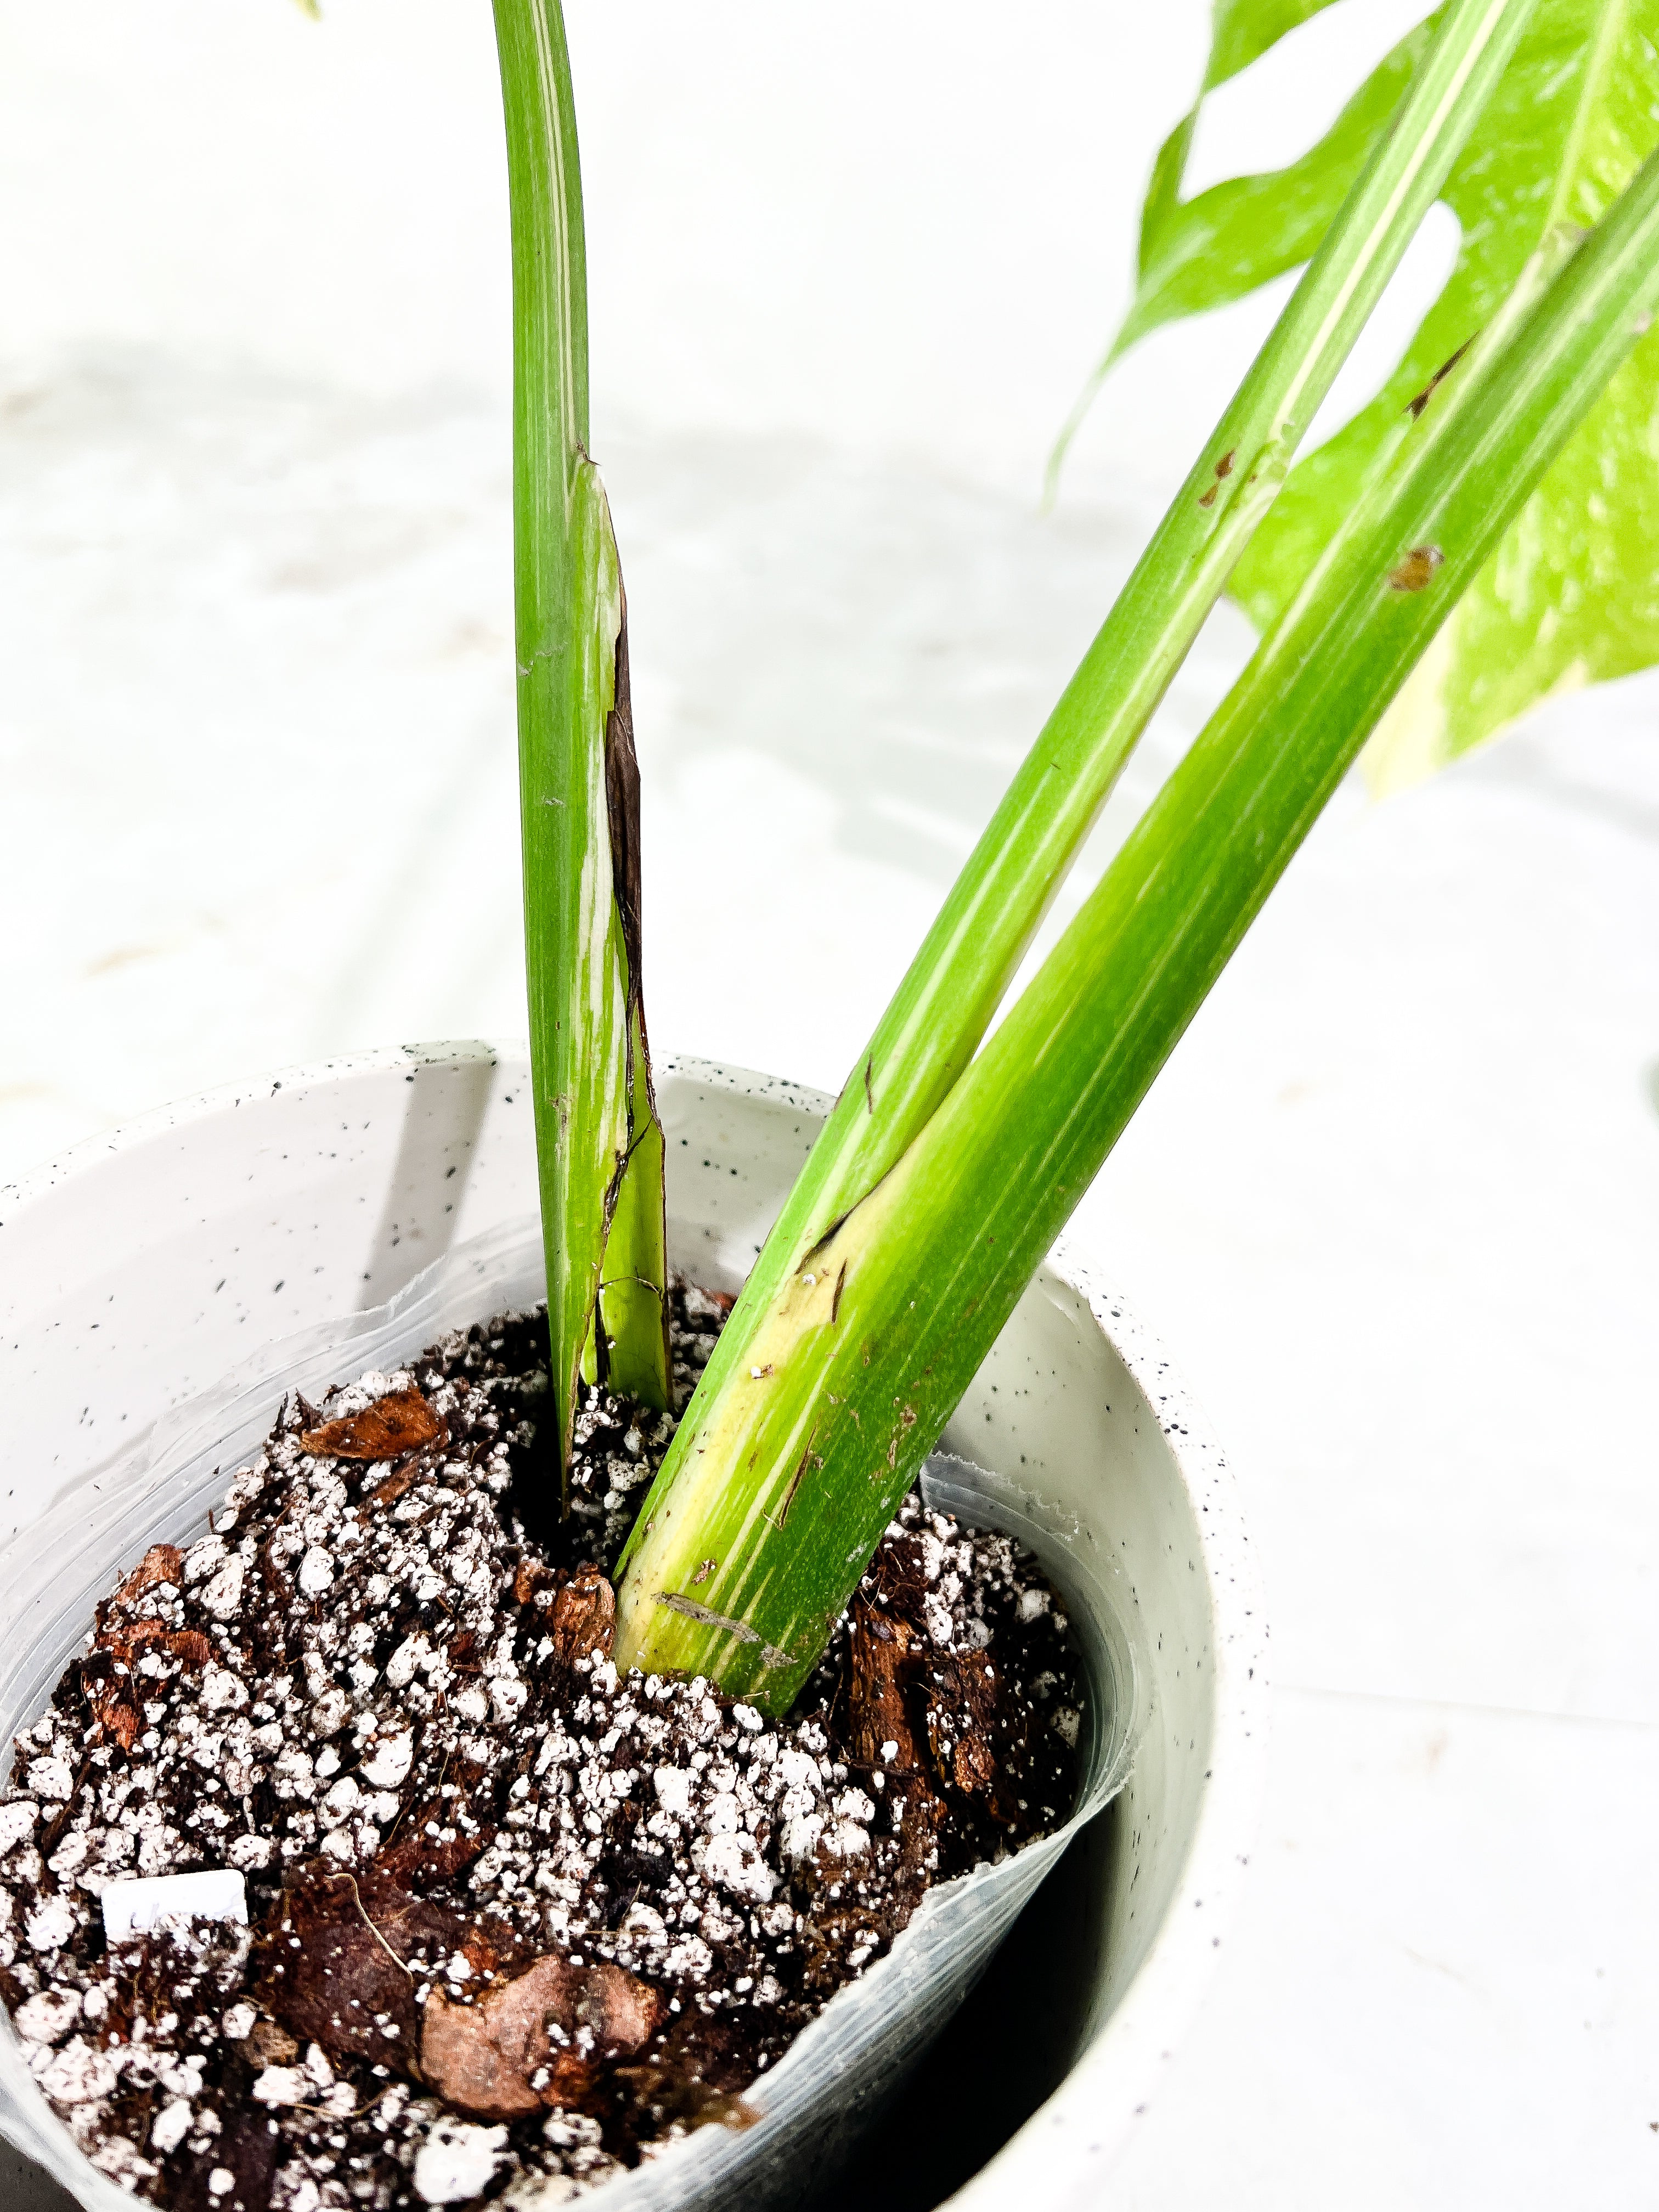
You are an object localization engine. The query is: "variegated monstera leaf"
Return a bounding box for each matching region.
[1091,0,1659,789]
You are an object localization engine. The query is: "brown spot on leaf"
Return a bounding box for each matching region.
[420,1950,662,2123]
[301,1388,445,1463]
[1198,483,1218,507]
[775,1438,819,1530]
[1388,544,1444,592]
[603,592,646,1024]
[690,1558,719,1587]
[114,1545,184,1605]
[548,1566,616,1670]
[1216,448,1234,477]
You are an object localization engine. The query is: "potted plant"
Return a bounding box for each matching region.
[0,1051,1261,2211]
[3,0,1659,2203]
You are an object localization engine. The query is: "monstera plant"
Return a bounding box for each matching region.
[488,0,1659,1708]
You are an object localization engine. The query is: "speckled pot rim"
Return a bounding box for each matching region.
[0,1044,1269,2208]
[0,1042,506,1226]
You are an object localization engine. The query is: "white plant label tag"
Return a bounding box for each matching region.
[101,1870,248,1942]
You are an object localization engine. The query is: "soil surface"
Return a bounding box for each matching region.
[0,1286,1084,2210]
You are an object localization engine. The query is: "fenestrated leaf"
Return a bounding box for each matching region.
[1138,0,1361,297]
[1235,0,1659,786]
[1207,0,1346,83]
[1048,1,1436,485]
[1092,0,1659,787]
[1127,17,1436,360]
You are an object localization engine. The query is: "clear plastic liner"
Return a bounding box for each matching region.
[0,1222,1139,2211]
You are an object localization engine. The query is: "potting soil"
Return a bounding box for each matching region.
[0,1286,1083,2210]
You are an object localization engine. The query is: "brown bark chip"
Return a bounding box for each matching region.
[420,1960,568,2121]
[837,1597,920,1772]
[420,1950,662,2121]
[300,1387,445,1462]
[359,1460,422,1511]
[114,1544,185,1605]
[513,1559,556,1607]
[923,1650,1017,1818]
[548,1564,616,1669]
[86,1683,142,1752]
[94,1618,213,1674]
[376,1804,490,1891]
[256,1871,454,2068]
[242,2018,299,2068]
[586,1959,662,2053]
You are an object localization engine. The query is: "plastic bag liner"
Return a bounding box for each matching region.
[0,1220,1140,2211]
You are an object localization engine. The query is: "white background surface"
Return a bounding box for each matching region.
[1,1,1656,2203]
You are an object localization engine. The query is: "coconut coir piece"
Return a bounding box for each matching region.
[300,1387,446,1462]
[114,1545,185,1605]
[422,1947,662,2120]
[548,1564,616,1672]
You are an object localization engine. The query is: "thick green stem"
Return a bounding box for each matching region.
[614,149,1659,1706]
[644,0,1536,1539]
[494,0,668,1471]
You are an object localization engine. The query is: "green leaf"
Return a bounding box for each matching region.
[1125,17,1440,361]
[1095,0,1659,787]
[1051,2,1440,487]
[1239,0,1659,786]
[1206,0,1349,87]
[1139,0,1357,292]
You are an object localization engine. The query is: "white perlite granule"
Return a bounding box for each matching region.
[414,2119,509,2205]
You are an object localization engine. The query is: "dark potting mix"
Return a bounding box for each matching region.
[0,1284,1084,2210]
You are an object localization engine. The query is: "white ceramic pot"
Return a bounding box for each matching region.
[0,1046,1266,2210]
